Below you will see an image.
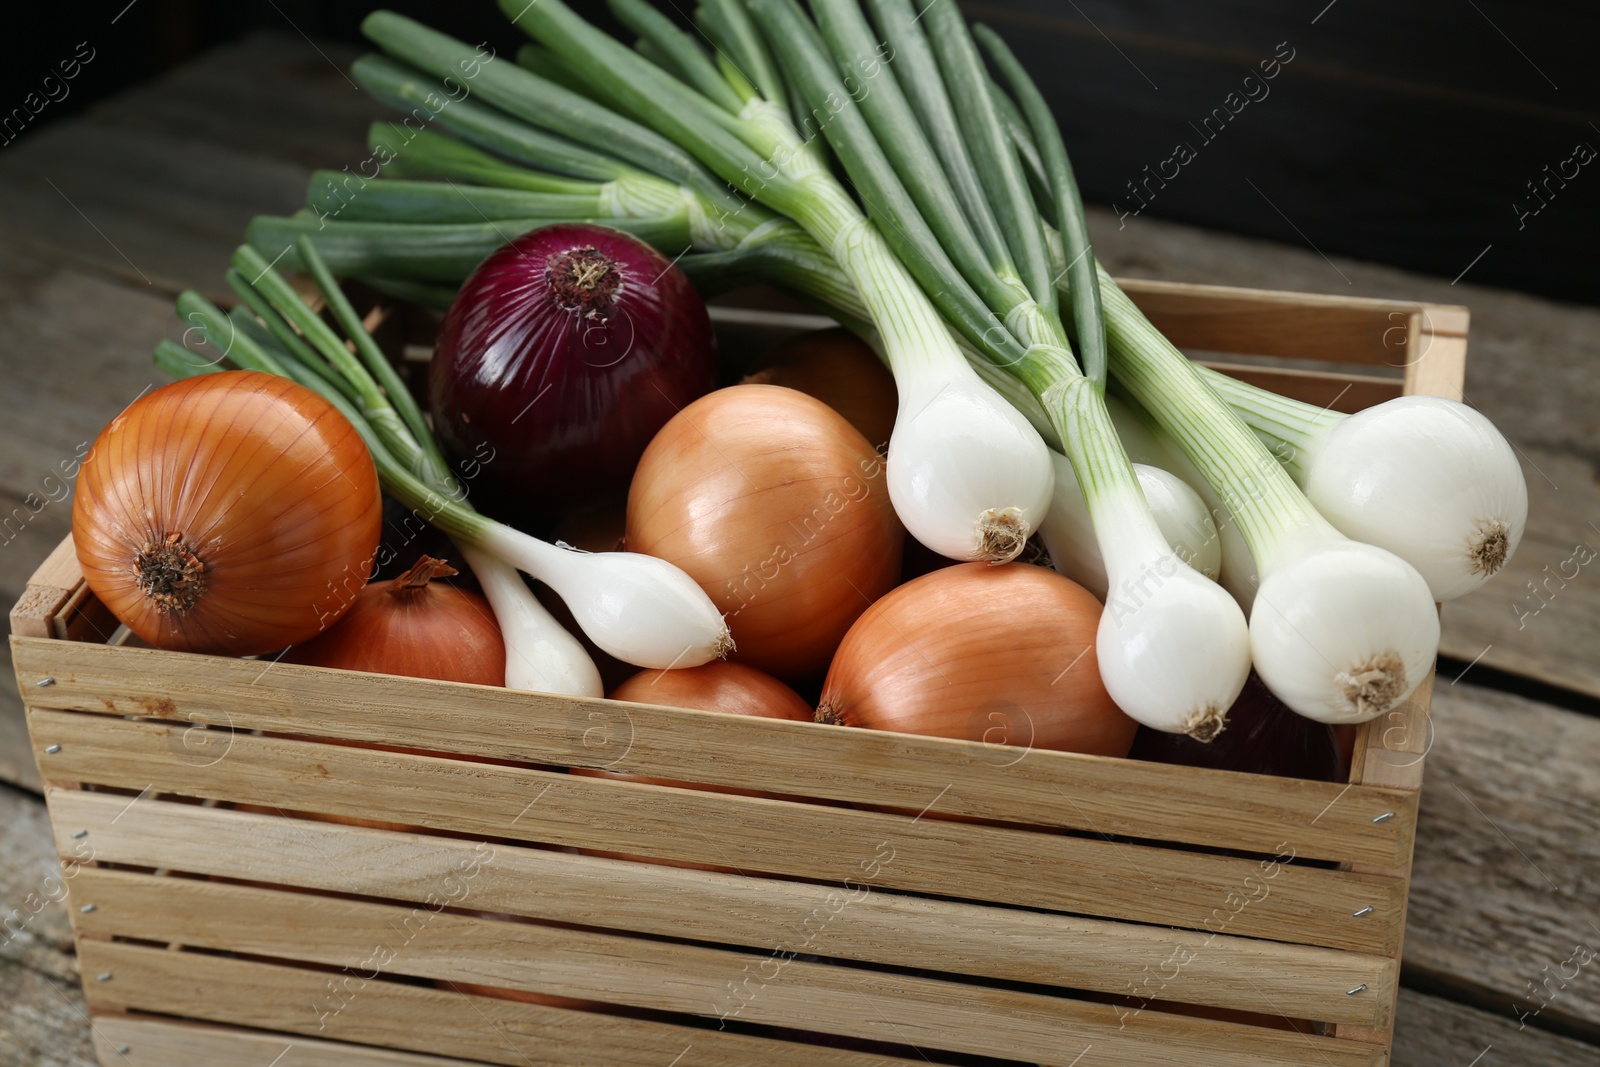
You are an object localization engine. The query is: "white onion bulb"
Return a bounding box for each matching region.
[476,525,731,669]
[1040,453,1220,599]
[1096,551,1252,740]
[460,546,603,696]
[1250,539,1440,724]
[1301,396,1527,601]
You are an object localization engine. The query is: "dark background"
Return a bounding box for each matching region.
[5,0,1596,303]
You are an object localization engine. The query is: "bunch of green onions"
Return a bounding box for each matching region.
[230,1,1517,734]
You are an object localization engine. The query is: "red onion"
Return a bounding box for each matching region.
[430,223,716,529]
[1128,671,1346,782]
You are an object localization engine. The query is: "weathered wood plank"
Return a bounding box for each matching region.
[0,781,92,1067]
[1404,681,1600,1042]
[45,790,1396,1026]
[0,958,96,1067]
[1392,988,1600,1067]
[0,699,38,793]
[83,32,377,171]
[0,262,176,505]
[0,34,373,299]
[0,782,79,984]
[70,873,1385,1067]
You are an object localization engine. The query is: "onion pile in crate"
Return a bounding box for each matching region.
[87,0,1528,787]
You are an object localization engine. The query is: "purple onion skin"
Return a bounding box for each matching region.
[1128,671,1347,782]
[431,223,717,530]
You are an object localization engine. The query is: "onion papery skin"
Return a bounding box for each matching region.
[72,371,382,656]
[285,557,505,686]
[818,563,1136,758]
[1303,396,1528,601]
[627,385,904,680]
[430,223,717,528]
[744,328,898,451]
[1129,671,1345,782]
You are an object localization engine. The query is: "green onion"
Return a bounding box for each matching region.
[975,24,1106,389]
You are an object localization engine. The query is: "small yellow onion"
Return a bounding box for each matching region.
[818,563,1137,758]
[627,384,903,680]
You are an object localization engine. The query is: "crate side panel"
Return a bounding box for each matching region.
[12,638,1418,867]
[48,790,1396,1027]
[71,872,1386,1067]
[34,709,1405,954]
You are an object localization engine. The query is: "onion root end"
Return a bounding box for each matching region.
[1183,705,1228,743]
[977,507,1029,564]
[1336,652,1407,720]
[1468,518,1511,577]
[133,533,206,615]
[814,703,848,726]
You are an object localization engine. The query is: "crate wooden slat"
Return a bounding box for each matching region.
[12,277,1469,1066]
[89,1018,492,1067]
[1120,277,1469,365]
[46,790,1398,1026]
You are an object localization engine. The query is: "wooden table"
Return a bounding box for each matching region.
[3,31,1597,1067]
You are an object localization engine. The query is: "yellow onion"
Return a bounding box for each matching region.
[818,563,1137,758]
[607,661,814,722]
[627,384,903,680]
[72,371,381,655]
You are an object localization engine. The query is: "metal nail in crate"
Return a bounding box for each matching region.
[9,278,1464,1067]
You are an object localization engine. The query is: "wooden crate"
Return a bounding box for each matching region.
[8,279,1467,1067]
